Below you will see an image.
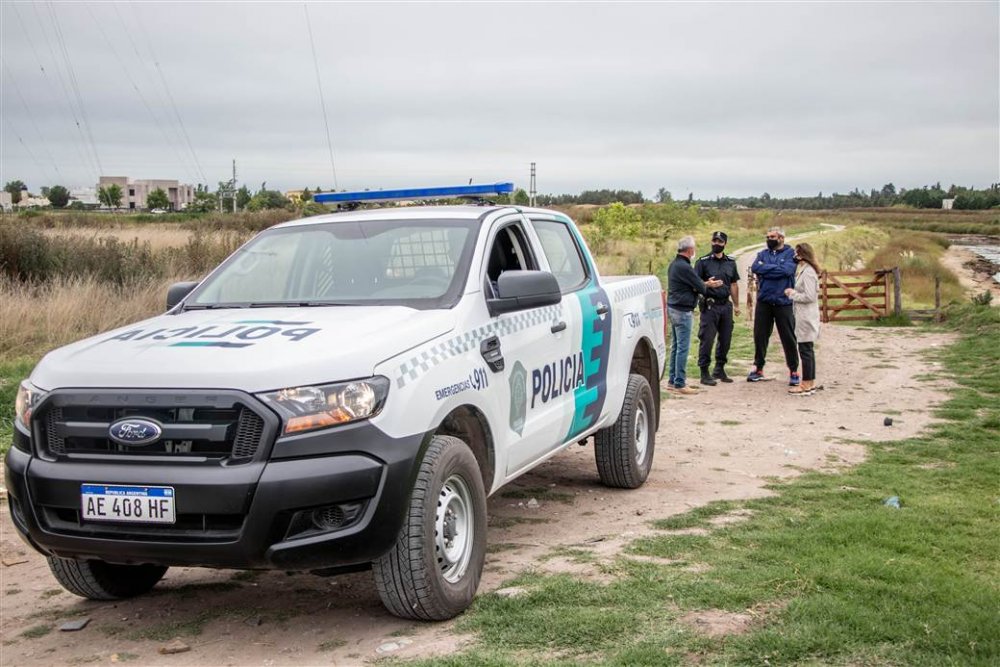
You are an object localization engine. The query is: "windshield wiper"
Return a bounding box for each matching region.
[247,301,354,308]
[181,304,248,311]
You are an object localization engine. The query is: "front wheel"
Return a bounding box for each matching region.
[47,557,167,600]
[373,435,487,620]
[594,373,656,489]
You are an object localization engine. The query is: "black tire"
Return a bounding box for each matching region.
[594,373,656,489]
[47,557,167,600]
[373,434,487,620]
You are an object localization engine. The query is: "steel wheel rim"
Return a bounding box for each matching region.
[634,401,649,465]
[435,474,474,583]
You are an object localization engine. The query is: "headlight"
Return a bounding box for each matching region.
[15,380,47,428]
[257,377,389,435]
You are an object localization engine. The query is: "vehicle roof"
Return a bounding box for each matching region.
[270,205,568,230]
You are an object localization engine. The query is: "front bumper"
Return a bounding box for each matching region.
[5,419,428,570]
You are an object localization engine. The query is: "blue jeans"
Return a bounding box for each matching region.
[668,307,694,388]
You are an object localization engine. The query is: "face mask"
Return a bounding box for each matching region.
[793,257,802,263]
[766,238,779,250]
[711,244,725,255]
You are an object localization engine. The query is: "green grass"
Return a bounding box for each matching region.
[20,624,53,639]
[407,303,1000,666]
[0,357,34,456]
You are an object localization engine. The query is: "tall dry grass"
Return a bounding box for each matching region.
[0,276,171,358]
[43,225,194,251]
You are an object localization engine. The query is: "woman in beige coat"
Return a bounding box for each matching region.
[784,243,821,395]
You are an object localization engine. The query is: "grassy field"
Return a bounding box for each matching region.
[406,304,999,666]
[0,205,989,453]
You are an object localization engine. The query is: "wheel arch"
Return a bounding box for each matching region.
[629,336,661,429]
[433,405,495,493]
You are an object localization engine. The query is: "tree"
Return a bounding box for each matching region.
[187,189,218,213]
[4,180,26,205]
[301,187,312,202]
[98,184,123,210]
[656,188,672,203]
[247,188,289,211]
[47,185,70,208]
[236,185,251,210]
[146,187,170,210]
[513,188,530,205]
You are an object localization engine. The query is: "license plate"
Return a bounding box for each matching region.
[81,484,176,524]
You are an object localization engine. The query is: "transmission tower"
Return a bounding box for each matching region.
[529,162,537,207]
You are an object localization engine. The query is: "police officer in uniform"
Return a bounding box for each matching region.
[694,231,741,385]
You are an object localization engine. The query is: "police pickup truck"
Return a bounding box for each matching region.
[6,183,666,620]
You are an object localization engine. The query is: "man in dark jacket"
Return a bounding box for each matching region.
[668,236,723,394]
[748,226,799,384]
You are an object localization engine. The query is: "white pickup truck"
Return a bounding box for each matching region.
[6,188,666,620]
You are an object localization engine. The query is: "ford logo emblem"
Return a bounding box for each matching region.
[108,418,162,446]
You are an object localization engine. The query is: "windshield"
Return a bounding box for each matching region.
[187,218,478,309]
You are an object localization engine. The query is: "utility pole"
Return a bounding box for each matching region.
[232,159,237,213]
[529,162,536,207]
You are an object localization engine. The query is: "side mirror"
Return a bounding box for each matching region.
[487,270,562,316]
[166,281,199,310]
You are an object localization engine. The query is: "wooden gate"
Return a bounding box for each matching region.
[821,269,891,322]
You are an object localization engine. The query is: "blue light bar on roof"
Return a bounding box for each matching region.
[313,182,514,204]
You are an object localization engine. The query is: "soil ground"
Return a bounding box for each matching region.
[0,322,955,666]
[941,245,1000,303]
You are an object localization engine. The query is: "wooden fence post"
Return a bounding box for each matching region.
[934,276,942,322]
[821,270,828,322]
[892,267,902,316]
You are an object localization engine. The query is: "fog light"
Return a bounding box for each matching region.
[286,501,366,539]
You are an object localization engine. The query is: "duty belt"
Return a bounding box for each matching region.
[706,297,730,305]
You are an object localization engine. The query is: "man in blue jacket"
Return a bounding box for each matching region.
[748,227,800,384]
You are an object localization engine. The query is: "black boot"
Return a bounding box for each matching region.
[700,368,717,386]
[713,367,733,383]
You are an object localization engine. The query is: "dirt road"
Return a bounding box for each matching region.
[0,320,955,665]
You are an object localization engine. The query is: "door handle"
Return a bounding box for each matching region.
[550,321,567,334]
[480,336,504,373]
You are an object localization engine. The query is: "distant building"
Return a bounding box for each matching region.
[98,176,195,210]
[70,187,99,206]
[0,192,11,212]
[18,196,51,208]
[942,198,956,210]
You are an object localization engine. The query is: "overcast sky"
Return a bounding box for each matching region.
[2,1,998,198]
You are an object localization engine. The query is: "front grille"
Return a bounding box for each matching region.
[36,391,272,463]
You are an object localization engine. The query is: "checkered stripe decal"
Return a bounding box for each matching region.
[395,304,563,388]
[611,277,662,303]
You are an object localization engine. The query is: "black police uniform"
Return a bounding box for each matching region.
[694,250,740,375]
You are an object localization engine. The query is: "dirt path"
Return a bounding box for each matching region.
[941,245,1000,304]
[0,320,955,665]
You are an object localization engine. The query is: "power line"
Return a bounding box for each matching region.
[304,3,339,191]
[128,1,208,185]
[46,0,104,176]
[85,4,199,185]
[18,2,98,182]
[3,64,63,183]
[112,3,200,185]
[3,117,54,187]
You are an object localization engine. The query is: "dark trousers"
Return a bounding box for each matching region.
[698,301,734,371]
[798,342,815,381]
[753,301,798,373]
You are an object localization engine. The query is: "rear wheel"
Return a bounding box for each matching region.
[594,373,656,489]
[373,435,487,620]
[47,557,167,600]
